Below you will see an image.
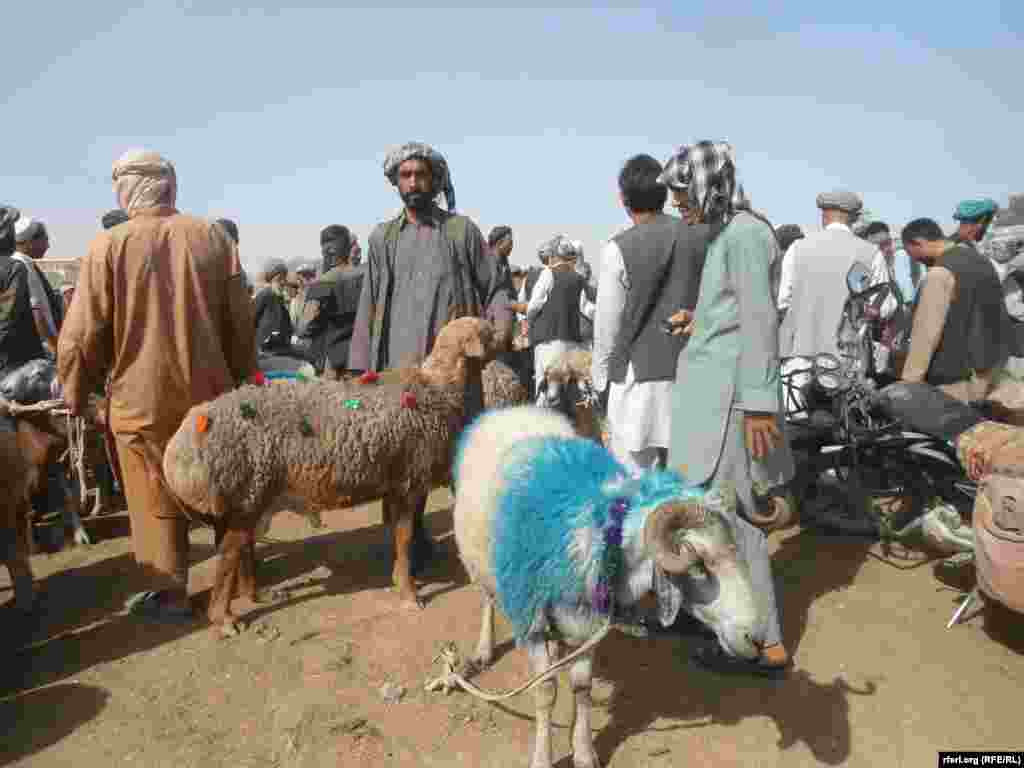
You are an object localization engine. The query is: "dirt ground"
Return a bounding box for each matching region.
[2,490,1022,768]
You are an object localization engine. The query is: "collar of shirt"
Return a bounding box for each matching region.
[396,205,444,230]
[825,221,852,233]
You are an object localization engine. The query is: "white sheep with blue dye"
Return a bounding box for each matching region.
[453,405,762,768]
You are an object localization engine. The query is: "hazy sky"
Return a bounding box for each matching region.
[5,2,1022,276]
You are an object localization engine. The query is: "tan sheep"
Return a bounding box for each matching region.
[536,348,605,444]
[163,317,526,635]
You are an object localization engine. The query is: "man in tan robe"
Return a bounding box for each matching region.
[58,150,257,621]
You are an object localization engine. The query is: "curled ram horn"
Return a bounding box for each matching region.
[644,500,704,573]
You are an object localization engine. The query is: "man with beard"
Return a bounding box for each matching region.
[58,149,256,622]
[349,142,491,577]
[301,225,364,378]
[12,217,63,358]
[662,141,795,676]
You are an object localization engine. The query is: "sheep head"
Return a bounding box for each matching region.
[420,317,497,387]
[642,492,762,659]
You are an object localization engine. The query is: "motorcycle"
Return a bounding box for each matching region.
[783,262,976,539]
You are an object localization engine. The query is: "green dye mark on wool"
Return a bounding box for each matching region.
[240,403,258,420]
[299,418,315,437]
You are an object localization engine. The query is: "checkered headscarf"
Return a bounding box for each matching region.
[537,234,580,264]
[383,142,456,213]
[658,141,750,227]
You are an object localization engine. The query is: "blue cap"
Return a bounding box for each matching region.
[954,198,999,222]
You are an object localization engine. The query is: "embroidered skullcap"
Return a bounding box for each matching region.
[488,225,513,246]
[816,189,863,214]
[215,218,239,244]
[14,217,47,243]
[382,142,456,213]
[102,209,130,230]
[657,141,750,225]
[953,198,999,222]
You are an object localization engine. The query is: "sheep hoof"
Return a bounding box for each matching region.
[218,619,243,639]
[572,753,600,768]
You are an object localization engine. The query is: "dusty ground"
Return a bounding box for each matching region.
[2,491,1022,768]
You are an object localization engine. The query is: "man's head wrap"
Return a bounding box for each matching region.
[14,217,47,244]
[383,142,456,213]
[263,258,288,283]
[954,198,999,222]
[816,189,863,215]
[488,225,513,247]
[321,224,349,245]
[215,218,239,244]
[775,224,805,253]
[296,262,317,276]
[656,141,750,225]
[102,209,130,230]
[111,149,177,214]
[537,235,581,265]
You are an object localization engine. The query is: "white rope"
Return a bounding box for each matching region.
[424,619,612,702]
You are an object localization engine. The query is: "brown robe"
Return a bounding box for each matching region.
[58,206,256,587]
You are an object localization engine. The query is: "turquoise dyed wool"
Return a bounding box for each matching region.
[490,435,701,643]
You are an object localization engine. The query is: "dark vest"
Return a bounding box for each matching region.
[529,269,584,346]
[923,244,1008,385]
[304,265,365,369]
[609,216,709,384]
[0,255,46,376]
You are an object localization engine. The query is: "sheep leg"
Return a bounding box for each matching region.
[237,528,259,603]
[471,589,496,671]
[59,473,91,547]
[208,526,247,637]
[569,651,599,768]
[3,502,34,612]
[387,496,423,610]
[527,638,557,768]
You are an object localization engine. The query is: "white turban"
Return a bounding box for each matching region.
[112,149,177,214]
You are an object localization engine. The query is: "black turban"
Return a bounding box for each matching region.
[487,225,513,247]
[216,218,239,244]
[320,224,352,272]
[102,209,130,230]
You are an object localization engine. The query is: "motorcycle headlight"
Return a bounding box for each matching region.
[813,353,841,373]
[815,372,842,391]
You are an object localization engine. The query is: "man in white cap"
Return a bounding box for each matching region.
[778,189,877,358]
[13,216,63,357]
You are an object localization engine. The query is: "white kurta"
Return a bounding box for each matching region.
[591,239,674,470]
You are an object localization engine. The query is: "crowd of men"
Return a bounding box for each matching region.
[0,141,1020,675]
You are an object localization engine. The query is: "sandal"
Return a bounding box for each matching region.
[125,591,194,624]
[691,641,791,679]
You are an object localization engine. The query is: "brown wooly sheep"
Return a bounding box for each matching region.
[163,316,521,635]
[536,347,605,444]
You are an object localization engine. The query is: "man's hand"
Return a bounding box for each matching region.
[744,412,781,461]
[666,308,695,336]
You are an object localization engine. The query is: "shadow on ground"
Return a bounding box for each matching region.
[581,528,879,766]
[0,682,110,766]
[0,506,461,697]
